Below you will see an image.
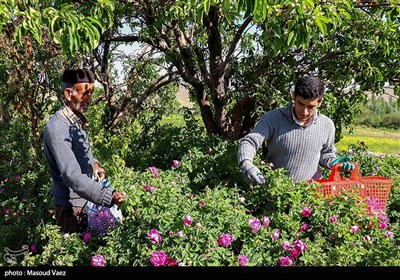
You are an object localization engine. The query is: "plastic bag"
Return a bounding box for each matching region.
[87,178,123,235]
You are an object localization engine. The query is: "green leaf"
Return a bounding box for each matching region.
[315,17,327,35]
[49,14,59,35]
[204,0,210,14]
[287,30,295,47]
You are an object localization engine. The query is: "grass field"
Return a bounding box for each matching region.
[336,127,400,155]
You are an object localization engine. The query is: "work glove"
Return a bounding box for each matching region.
[329,156,355,172]
[240,160,265,185]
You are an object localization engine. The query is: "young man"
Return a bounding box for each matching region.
[43,69,126,233]
[237,76,354,184]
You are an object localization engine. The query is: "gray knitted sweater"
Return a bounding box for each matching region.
[237,102,337,182]
[43,108,114,208]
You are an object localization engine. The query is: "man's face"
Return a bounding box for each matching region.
[65,83,94,115]
[293,96,323,123]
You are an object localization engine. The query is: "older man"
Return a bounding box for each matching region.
[43,69,126,233]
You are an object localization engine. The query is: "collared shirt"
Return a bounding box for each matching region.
[291,104,316,127]
[59,105,88,130]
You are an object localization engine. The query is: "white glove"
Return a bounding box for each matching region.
[240,160,265,185]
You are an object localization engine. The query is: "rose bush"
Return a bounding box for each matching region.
[1,113,399,266]
[9,141,398,267]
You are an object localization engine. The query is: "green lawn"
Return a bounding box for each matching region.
[336,127,400,155]
[160,115,185,126]
[161,112,201,126]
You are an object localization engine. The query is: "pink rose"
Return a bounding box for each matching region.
[292,240,307,253]
[143,185,157,191]
[350,225,359,234]
[248,218,261,233]
[299,223,309,232]
[148,166,159,177]
[272,230,280,241]
[148,228,163,243]
[91,255,106,267]
[385,231,394,238]
[289,248,300,259]
[301,207,312,217]
[30,244,38,254]
[238,254,249,267]
[282,241,291,250]
[218,233,233,247]
[262,216,270,228]
[82,232,92,244]
[184,215,193,226]
[171,160,180,168]
[279,256,293,267]
[150,251,167,267]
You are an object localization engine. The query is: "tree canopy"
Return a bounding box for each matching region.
[1,0,399,143]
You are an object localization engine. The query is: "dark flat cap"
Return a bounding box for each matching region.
[62,69,95,83]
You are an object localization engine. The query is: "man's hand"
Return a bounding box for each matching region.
[240,160,265,185]
[329,156,354,172]
[112,191,127,208]
[93,162,106,182]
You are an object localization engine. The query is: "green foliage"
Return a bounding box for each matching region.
[2,0,400,142]
[379,114,400,130]
[10,149,400,267]
[0,118,53,261]
[86,84,180,176]
[1,1,400,266]
[7,0,117,56]
[126,107,207,170]
[1,117,400,266]
[322,88,368,142]
[355,96,400,129]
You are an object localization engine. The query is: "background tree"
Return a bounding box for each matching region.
[0,29,64,159]
[97,0,400,141]
[1,0,399,143]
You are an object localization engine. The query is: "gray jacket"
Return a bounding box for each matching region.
[43,109,114,207]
